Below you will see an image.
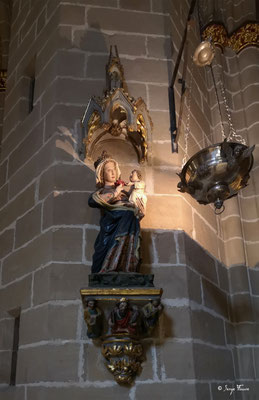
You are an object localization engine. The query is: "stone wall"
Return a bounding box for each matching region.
[72,0,223,261]
[144,230,259,400]
[199,0,256,33]
[207,45,259,267]
[0,0,11,156]
[0,0,94,393]
[0,1,258,399]
[1,229,259,399]
[230,47,259,267]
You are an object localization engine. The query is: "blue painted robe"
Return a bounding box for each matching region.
[88,188,140,273]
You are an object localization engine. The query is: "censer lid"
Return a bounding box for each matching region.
[193,41,215,67]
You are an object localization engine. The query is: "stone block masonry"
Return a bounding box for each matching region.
[1,229,257,399]
[71,0,228,264]
[213,45,259,267]
[1,0,245,269]
[0,0,258,399]
[0,0,11,157]
[0,0,99,393]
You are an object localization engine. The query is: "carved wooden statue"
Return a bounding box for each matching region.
[84,298,103,339]
[108,297,139,335]
[141,299,163,334]
[88,152,146,274]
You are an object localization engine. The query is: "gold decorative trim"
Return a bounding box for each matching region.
[136,114,148,162]
[230,23,259,53]
[202,24,228,50]
[81,288,163,297]
[101,335,143,384]
[202,22,259,53]
[0,70,7,92]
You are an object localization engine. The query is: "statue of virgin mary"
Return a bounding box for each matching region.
[88,152,142,274]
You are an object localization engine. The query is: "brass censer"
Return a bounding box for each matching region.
[177,40,254,214]
[177,140,254,212]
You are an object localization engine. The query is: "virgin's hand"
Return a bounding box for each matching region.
[114,184,124,195]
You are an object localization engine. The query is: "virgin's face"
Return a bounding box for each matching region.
[103,161,116,185]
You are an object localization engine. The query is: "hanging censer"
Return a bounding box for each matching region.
[176,40,255,214]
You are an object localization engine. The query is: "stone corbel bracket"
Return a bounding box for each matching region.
[80,284,163,384]
[202,22,259,53]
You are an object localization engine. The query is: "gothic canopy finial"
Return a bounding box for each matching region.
[81,45,153,164]
[106,45,126,92]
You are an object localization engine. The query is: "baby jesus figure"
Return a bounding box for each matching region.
[127,169,147,217]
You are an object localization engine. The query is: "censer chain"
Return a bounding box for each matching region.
[219,79,246,145]
[182,60,194,168]
[210,64,226,140]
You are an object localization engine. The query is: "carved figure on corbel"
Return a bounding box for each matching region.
[141,299,163,335]
[81,288,163,385]
[83,298,103,339]
[109,298,139,336]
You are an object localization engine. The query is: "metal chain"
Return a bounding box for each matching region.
[182,59,194,167]
[210,64,226,140]
[219,79,246,145]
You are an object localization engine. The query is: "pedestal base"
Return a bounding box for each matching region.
[80,272,163,384]
[88,273,154,288]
